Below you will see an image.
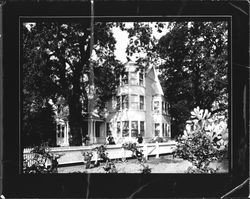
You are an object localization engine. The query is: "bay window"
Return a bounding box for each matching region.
[140,95,144,110]
[155,123,160,136]
[121,72,128,85]
[131,94,139,109]
[140,121,145,136]
[130,72,138,85]
[122,95,129,109]
[131,121,138,137]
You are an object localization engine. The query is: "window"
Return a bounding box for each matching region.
[140,121,145,136]
[140,96,144,110]
[121,72,128,85]
[117,122,121,137]
[139,71,144,86]
[167,124,170,137]
[116,96,120,110]
[122,121,129,137]
[162,101,165,114]
[162,123,165,137]
[153,101,160,114]
[106,122,111,136]
[131,94,139,109]
[96,122,100,137]
[61,126,65,137]
[57,125,65,138]
[57,125,60,137]
[131,121,138,137]
[155,123,160,136]
[122,95,129,109]
[130,72,138,85]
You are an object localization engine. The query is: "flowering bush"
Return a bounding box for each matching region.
[174,107,228,173]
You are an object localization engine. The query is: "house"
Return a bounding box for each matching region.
[55,62,171,146]
[105,62,171,144]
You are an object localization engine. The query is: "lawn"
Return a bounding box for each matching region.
[58,155,228,173]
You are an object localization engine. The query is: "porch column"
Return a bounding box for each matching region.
[104,122,107,138]
[65,121,69,146]
[93,121,96,143]
[88,119,94,144]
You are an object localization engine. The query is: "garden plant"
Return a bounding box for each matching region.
[23,144,63,173]
[122,141,151,173]
[82,145,118,173]
[174,107,228,173]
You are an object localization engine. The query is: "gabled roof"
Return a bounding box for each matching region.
[146,66,164,96]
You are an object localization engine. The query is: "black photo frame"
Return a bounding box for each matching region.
[1,1,249,198]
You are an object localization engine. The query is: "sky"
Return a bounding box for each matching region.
[112,22,169,63]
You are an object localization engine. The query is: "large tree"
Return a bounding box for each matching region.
[123,21,228,137]
[157,21,228,137]
[22,21,124,146]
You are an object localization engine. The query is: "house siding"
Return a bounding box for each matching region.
[106,62,171,143]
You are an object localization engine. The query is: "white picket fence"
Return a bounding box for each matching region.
[23,141,176,166]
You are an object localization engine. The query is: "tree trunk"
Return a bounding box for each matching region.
[68,72,83,146]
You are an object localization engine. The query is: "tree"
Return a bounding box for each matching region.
[157,21,228,137]
[22,21,124,146]
[123,21,228,137]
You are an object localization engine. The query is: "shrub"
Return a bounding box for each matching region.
[81,151,93,169]
[23,144,63,173]
[174,107,228,173]
[140,164,152,174]
[122,142,138,152]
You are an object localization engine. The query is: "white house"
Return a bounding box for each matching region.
[55,62,171,146]
[104,62,171,144]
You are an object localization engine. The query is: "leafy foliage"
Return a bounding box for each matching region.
[93,145,109,162]
[140,164,152,174]
[81,151,93,169]
[124,21,228,137]
[122,141,151,173]
[23,144,63,173]
[122,142,138,153]
[23,103,56,147]
[157,21,228,136]
[174,107,228,173]
[22,22,125,146]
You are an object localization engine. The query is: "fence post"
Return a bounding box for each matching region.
[122,147,126,160]
[143,143,148,160]
[156,142,159,159]
[94,151,98,164]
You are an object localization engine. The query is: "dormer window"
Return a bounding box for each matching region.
[139,71,144,86]
[121,72,128,85]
